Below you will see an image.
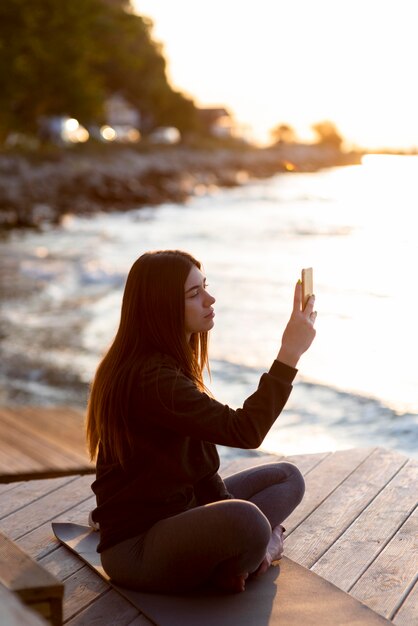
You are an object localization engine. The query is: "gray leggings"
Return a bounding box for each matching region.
[101,462,305,593]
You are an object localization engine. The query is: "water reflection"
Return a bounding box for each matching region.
[1,155,417,455]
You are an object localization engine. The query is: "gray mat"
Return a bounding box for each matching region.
[52,522,391,626]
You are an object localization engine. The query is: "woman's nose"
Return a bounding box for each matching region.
[205,291,215,305]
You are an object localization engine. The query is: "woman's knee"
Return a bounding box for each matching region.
[221,499,271,548]
[279,462,305,503]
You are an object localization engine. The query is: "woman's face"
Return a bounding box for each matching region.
[184,265,216,339]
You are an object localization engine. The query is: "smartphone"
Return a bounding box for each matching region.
[301,268,313,310]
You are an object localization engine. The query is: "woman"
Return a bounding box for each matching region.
[86,249,316,594]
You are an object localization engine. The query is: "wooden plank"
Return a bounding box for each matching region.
[0,412,82,467]
[284,451,332,474]
[284,447,376,533]
[350,506,418,620]
[312,459,418,590]
[0,475,93,541]
[0,476,76,520]
[393,578,418,626]
[126,617,155,626]
[0,532,63,601]
[220,453,284,476]
[53,522,393,626]
[5,405,85,430]
[0,406,94,482]
[220,450,330,479]
[0,405,83,431]
[0,407,89,462]
[0,584,50,626]
[0,437,46,472]
[62,565,110,622]
[283,448,407,568]
[1,450,416,625]
[0,409,90,466]
[0,428,83,478]
[64,589,144,626]
[18,495,96,562]
[0,531,63,626]
[0,474,144,625]
[0,482,21,501]
[218,450,272,476]
[0,467,94,485]
[40,546,85,582]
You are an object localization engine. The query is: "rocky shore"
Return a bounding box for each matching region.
[0,143,362,229]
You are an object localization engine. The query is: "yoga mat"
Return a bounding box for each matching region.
[52,523,391,626]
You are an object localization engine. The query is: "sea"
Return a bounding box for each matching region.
[1,154,417,459]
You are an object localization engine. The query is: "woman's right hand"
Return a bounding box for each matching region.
[276,281,317,368]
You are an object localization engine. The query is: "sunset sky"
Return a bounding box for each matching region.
[134,0,418,149]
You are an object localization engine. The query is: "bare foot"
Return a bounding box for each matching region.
[213,571,249,593]
[253,525,285,578]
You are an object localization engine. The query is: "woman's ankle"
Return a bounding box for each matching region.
[212,571,249,593]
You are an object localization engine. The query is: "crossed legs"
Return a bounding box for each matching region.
[101,462,305,594]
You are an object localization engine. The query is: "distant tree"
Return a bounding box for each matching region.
[91,4,200,133]
[270,123,296,144]
[311,121,343,150]
[0,0,105,139]
[0,0,199,140]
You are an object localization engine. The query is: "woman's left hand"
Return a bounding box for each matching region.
[276,281,317,368]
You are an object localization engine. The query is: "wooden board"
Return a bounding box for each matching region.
[53,522,392,626]
[0,531,63,626]
[284,447,407,568]
[0,584,50,626]
[0,446,416,624]
[312,458,418,591]
[393,578,418,626]
[283,447,375,533]
[0,406,94,482]
[350,505,418,620]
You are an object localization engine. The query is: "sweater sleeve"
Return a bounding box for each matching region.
[137,357,297,449]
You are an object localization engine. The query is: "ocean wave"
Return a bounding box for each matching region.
[209,359,418,459]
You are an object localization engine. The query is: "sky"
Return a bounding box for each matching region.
[133,0,418,149]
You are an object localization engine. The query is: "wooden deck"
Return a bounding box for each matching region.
[0,444,416,625]
[0,406,94,482]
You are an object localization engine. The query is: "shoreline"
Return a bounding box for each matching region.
[1,161,418,460]
[0,143,362,230]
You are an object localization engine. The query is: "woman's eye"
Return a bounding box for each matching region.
[188,283,208,298]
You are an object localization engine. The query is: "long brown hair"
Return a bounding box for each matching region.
[86,250,210,465]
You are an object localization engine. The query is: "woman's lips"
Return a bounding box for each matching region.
[204,310,215,319]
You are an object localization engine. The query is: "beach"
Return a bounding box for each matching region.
[0,143,361,229]
[1,154,417,459]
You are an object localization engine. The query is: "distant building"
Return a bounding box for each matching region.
[101,94,141,143]
[105,94,141,128]
[197,107,235,138]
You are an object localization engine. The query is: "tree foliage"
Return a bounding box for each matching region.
[0,0,199,138]
[270,123,296,144]
[0,0,104,136]
[91,3,198,132]
[311,121,343,150]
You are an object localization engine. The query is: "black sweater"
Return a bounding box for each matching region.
[91,353,297,552]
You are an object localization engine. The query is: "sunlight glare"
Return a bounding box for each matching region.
[134,0,418,149]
